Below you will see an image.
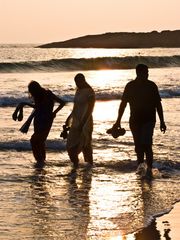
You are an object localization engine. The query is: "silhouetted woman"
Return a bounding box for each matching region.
[13,81,65,167]
[64,73,95,168]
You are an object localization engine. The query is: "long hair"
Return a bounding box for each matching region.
[28,81,45,101]
[74,73,91,89]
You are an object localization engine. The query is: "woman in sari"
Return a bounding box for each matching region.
[65,73,95,168]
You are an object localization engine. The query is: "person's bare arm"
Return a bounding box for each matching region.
[65,112,73,126]
[12,102,35,121]
[18,102,35,108]
[113,100,127,128]
[52,94,66,116]
[156,101,166,133]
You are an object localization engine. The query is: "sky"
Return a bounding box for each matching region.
[0,0,179,43]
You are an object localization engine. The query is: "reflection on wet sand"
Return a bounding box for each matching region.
[1,150,178,240]
[135,220,161,240]
[30,166,92,239]
[133,180,161,240]
[133,179,176,240]
[68,168,92,238]
[31,168,55,239]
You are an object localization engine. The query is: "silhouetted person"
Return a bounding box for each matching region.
[112,64,166,177]
[12,81,65,167]
[64,73,95,168]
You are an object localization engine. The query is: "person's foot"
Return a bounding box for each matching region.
[145,167,153,180]
[85,162,93,170]
[136,162,147,177]
[34,161,45,169]
[72,161,79,169]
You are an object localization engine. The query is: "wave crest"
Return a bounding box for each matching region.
[0,55,180,72]
[1,88,179,107]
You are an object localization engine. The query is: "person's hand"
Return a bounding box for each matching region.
[113,122,121,129]
[106,122,120,134]
[160,122,166,133]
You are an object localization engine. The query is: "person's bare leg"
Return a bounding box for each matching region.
[144,144,153,178]
[82,144,93,165]
[30,133,46,166]
[68,146,79,168]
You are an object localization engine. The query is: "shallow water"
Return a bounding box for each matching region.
[0,100,180,239]
[0,152,179,239]
[0,46,180,239]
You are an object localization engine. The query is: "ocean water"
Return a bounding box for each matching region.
[0,45,180,239]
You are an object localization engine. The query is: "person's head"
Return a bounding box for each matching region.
[136,64,149,80]
[28,81,43,99]
[74,73,88,89]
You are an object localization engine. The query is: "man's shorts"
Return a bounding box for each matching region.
[130,121,155,145]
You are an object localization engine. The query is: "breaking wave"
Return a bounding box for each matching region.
[0,89,180,107]
[0,88,180,107]
[0,55,180,73]
[0,139,66,152]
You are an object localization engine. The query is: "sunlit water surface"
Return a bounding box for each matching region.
[0,47,180,239]
[0,98,180,239]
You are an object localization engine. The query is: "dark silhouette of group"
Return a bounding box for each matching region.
[12,64,166,178]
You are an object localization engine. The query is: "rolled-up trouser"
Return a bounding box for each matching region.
[130,121,155,168]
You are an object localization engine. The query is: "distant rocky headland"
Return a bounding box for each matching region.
[39,30,180,48]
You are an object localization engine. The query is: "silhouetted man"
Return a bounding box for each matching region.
[112,64,166,177]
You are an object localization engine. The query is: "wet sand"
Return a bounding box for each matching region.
[156,202,180,240]
[134,202,180,239]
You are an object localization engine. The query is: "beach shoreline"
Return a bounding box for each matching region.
[156,201,180,240]
[133,201,180,239]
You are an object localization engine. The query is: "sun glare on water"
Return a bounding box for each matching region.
[108,234,135,240]
[88,69,130,88]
